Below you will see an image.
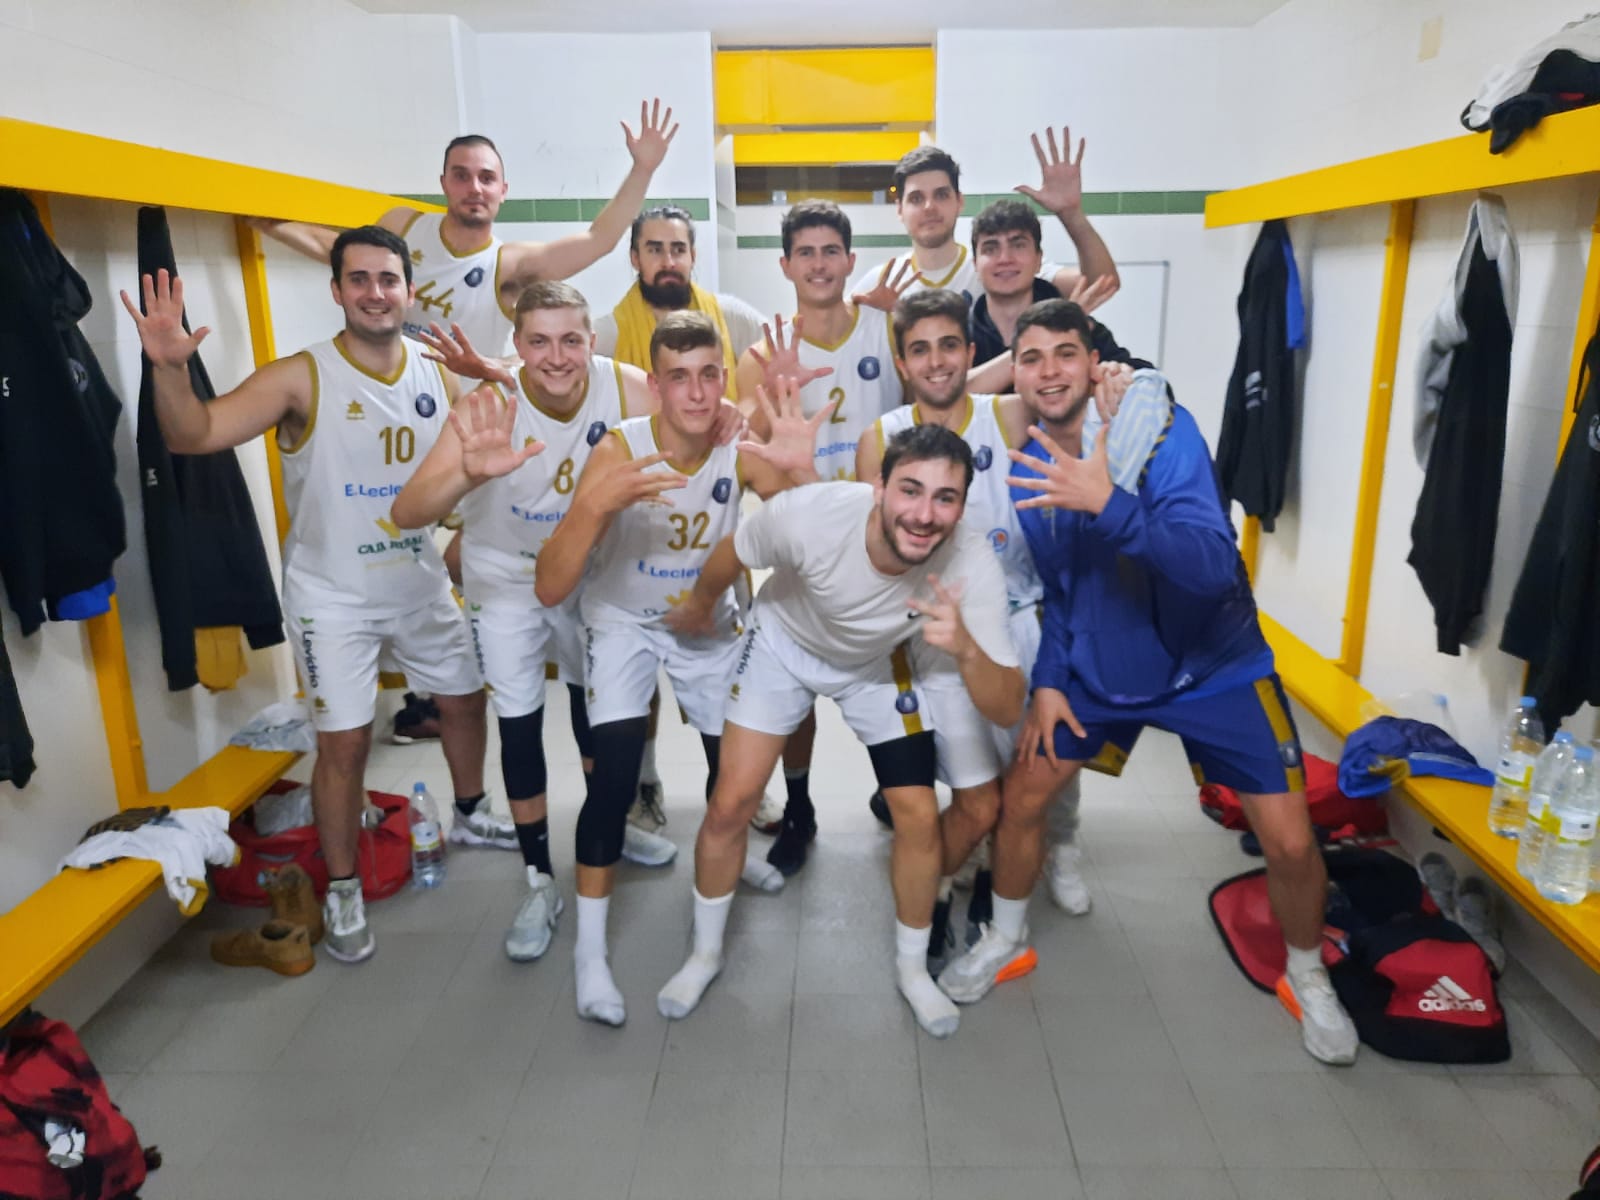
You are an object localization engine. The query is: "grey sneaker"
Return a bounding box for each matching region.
[1417,851,1459,920]
[323,878,375,964]
[621,823,678,867]
[448,796,517,849]
[505,870,564,962]
[1453,877,1506,973]
[628,781,667,833]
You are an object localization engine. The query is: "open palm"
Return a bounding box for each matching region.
[451,387,542,484]
[119,269,208,369]
[623,98,679,172]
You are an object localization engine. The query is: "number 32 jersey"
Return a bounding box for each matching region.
[580,416,742,634]
[457,355,631,602]
[279,336,452,617]
[795,305,900,481]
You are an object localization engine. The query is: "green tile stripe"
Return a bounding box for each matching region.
[397,195,712,222]
[961,190,1214,216]
[737,233,911,249]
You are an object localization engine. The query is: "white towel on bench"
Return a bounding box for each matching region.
[58,807,240,915]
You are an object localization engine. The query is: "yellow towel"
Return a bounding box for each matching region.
[194,626,247,691]
[611,281,737,397]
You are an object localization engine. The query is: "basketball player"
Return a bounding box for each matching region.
[530,312,830,1025]
[655,424,1024,1038]
[255,99,678,354]
[122,228,496,964]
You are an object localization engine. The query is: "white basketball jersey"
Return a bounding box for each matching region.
[280,337,453,616]
[795,305,900,481]
[458,356,631,599]
[850,246,978,306]
[873,395,1042,607]
[399,212,513,355]
[580,416,742,632]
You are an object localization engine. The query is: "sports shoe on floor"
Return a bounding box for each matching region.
[449,796,517,850]
[210,919,315,976]
[1045,843,1092,915]
[964,868,993,947]
[1453,876,1506,973]
[927,896,957,978]
[1417,851,1459,920]
[323,878,375,964]
[1277,965,1359,1065]
[751,791,784,835]
[505,870,564,961]
[765,815,817,877]
[621,823,678,867]
[629,781,667,833]
[262,863,324,943]
[868,789,894,830]
[938,922,1037,1004]
[389,692,441,745]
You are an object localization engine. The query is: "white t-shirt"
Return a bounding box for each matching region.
[593,291,766,360]
[736,482,1018,672]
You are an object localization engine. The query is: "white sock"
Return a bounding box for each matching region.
[937,876,955,903]
[575,894,609,963]
[575,955,625,1026]
[639,737,660,787]
[657,888,731,1018]
[740,844,784,892]
[894,921,959,1038]
[1285,943,1323,980]
[992,894,1029,944]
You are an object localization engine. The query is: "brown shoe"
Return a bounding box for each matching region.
[210,920,315,976]
[263,864,325,943]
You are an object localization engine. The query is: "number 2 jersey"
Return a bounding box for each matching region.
[398,211,514,356]
[793,305,900,481]
[579,416,742,634]
[457,356,632,603]
[279,336,453,617]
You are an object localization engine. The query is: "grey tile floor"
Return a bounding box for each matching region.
[83,688,1600,1199]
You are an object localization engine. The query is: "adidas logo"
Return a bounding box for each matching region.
[1418,975,1487,1014]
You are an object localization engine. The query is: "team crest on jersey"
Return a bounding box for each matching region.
[712,477,733,504]
[464,266,486,288]
[894,691,920,715]
[586,420,607,446]
[988,528,1009,553]
[415,393,437,418]
[858,356,881,381]
[346,400,365,420]
[973,446,993,472]
[410,249,423,264]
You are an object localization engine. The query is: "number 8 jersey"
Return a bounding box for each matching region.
[457,355,631,603]
[279,336,453,617]
[580,415,742,634]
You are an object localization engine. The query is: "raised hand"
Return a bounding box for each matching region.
[623,98,679,172]
[1064,270,1118,314]
[750,314,833,392]
[1008,423,1114,515]
[1015,686,1086,771]
[589,451,688,515]
[449,386,542,484]
[709,400,748,448]
[1016,126,1086,217]
[738,376,832,480]
[417,322,516,389]
[849,258,916,314]
[907,575,974,661]
[1091,360,1134,425]
[119,269,208,369]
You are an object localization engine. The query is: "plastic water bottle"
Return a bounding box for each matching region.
[1489,696,1545,838]
[1518,732,1576,880]
[409,782,446,888]
[1536,746,1599,905]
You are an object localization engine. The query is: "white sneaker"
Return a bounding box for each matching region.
[751,791,783,835]
[629,781,666,833]
[504,870,564,962]
[323,879,375,964]
[1045,844,1092,915]
[937,922,1036,1004]
[1283,966,1359,1065]
[621,823,678,867]
[448,796,517,849]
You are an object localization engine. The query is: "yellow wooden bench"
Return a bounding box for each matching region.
[1262,613,1600,975]
[0,746,300,1026]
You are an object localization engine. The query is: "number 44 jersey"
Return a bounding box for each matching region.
[457,356,632,603]
[279,336,453,617]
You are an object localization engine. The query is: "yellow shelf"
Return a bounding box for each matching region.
[0,117,438,225]
[1261,613,1600,975]
[1205,104,1600,227]
[715,47,934,129]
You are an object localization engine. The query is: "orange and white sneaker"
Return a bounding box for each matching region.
[936,922,1038,1004]
[1276,966,1359,1065]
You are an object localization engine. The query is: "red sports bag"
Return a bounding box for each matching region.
[0,1011,159,1200]
[1200,751,1387,841]
[211,780,411,906]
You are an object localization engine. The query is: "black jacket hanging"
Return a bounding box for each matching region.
[136,207,284,692]
[0,623,35,788]
[1408,198,1517,656]
[0,189,126,636]
[1217,219,1304,532]
[1500,325,1600,731]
